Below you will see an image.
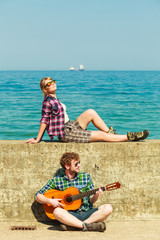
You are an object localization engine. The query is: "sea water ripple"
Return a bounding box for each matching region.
[0,70,159,140]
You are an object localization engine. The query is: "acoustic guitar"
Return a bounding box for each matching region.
[43,182,120,219]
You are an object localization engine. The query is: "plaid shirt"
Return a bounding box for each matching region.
[35,169,94,211]
[40,95,65,140]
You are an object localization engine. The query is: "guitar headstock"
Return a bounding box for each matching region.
[105,182,121,191]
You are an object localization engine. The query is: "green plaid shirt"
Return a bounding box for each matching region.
[35,169,94,211]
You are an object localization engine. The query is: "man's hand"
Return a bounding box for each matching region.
[94,187,104,197]
[35,193,65,209]
[90,187,104,204]
[48,198,65,208]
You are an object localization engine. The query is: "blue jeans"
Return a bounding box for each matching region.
[68,208,98,221]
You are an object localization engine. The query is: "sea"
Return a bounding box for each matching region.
[0,70,160,140]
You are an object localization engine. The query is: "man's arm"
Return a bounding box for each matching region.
[90,188,103,204]
[84,173,104,204]
[35,193,64,208]
[34,177,64,208]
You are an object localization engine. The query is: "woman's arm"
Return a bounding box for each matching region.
[26,123,47,143]
[26,97,54,143]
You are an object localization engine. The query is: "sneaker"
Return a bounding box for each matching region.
[127,130,149,141]
[83,222,106,232]
[60,224,79,231]
[108,126,117,134]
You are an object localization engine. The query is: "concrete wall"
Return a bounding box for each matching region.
[0,140,160,222]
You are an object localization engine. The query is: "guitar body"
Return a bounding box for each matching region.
[43,187,82,220]
[43,182,120,220]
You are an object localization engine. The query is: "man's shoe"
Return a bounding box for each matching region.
[108,126,117,134]
[83,222,106,232]
[60,224,79,231]
[127,130,149,141]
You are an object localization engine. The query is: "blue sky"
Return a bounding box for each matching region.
[0,0,160,70]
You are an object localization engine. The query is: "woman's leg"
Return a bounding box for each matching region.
[77,109,110,132]
[76,109,127,142]
[90,131,128,142]
[76,109,149,142]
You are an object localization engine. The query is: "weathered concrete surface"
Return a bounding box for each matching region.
[0,140,160,222]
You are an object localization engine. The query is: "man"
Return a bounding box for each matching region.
[35,152,112,232]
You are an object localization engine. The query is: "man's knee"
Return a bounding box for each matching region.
[53,207,63,218]
[100,204,113,216]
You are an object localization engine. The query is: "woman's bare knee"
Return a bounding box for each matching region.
[77,109,98,129]
[81,109,97,119]
[86,109,97,117]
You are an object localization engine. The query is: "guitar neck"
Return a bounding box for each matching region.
[72,186,106,201]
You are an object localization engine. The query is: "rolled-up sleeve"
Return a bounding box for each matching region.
[40,100,52,125]
[34,178,56,199]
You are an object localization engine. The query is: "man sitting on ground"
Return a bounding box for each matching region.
[35,152,112,232]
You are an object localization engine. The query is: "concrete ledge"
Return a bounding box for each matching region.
[0,140,160,222]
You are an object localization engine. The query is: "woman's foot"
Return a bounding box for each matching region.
[127,130,149,141]
[107,126,117,134]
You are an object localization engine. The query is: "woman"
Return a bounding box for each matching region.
[26,77,149,143]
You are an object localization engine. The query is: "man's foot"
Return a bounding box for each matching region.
[60,224,79,231]
[108,126,117,134]
[127,130,149,141]
[83,222,106,232]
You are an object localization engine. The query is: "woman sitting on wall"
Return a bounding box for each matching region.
[26,77,149,144]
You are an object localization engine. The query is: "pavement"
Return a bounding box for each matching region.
[0,220,160,240]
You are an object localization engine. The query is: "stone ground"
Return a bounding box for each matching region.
[0,221,159,240]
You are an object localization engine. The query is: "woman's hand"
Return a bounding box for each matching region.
[25,123,47,144]
[25,138,39,144]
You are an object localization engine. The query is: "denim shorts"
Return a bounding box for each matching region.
[68,208,98,221]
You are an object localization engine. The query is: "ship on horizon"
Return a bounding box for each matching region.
[69,64,85,71]
[69,66,75,71]
[79,64,85,71]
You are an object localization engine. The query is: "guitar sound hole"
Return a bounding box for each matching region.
[65,196,72,203]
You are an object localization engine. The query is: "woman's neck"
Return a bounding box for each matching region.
[48,93,57,98]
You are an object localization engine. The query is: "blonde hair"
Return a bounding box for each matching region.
[40,77,53,99]
[60,152,79,169]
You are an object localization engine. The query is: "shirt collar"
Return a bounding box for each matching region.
[63,172,80,181]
